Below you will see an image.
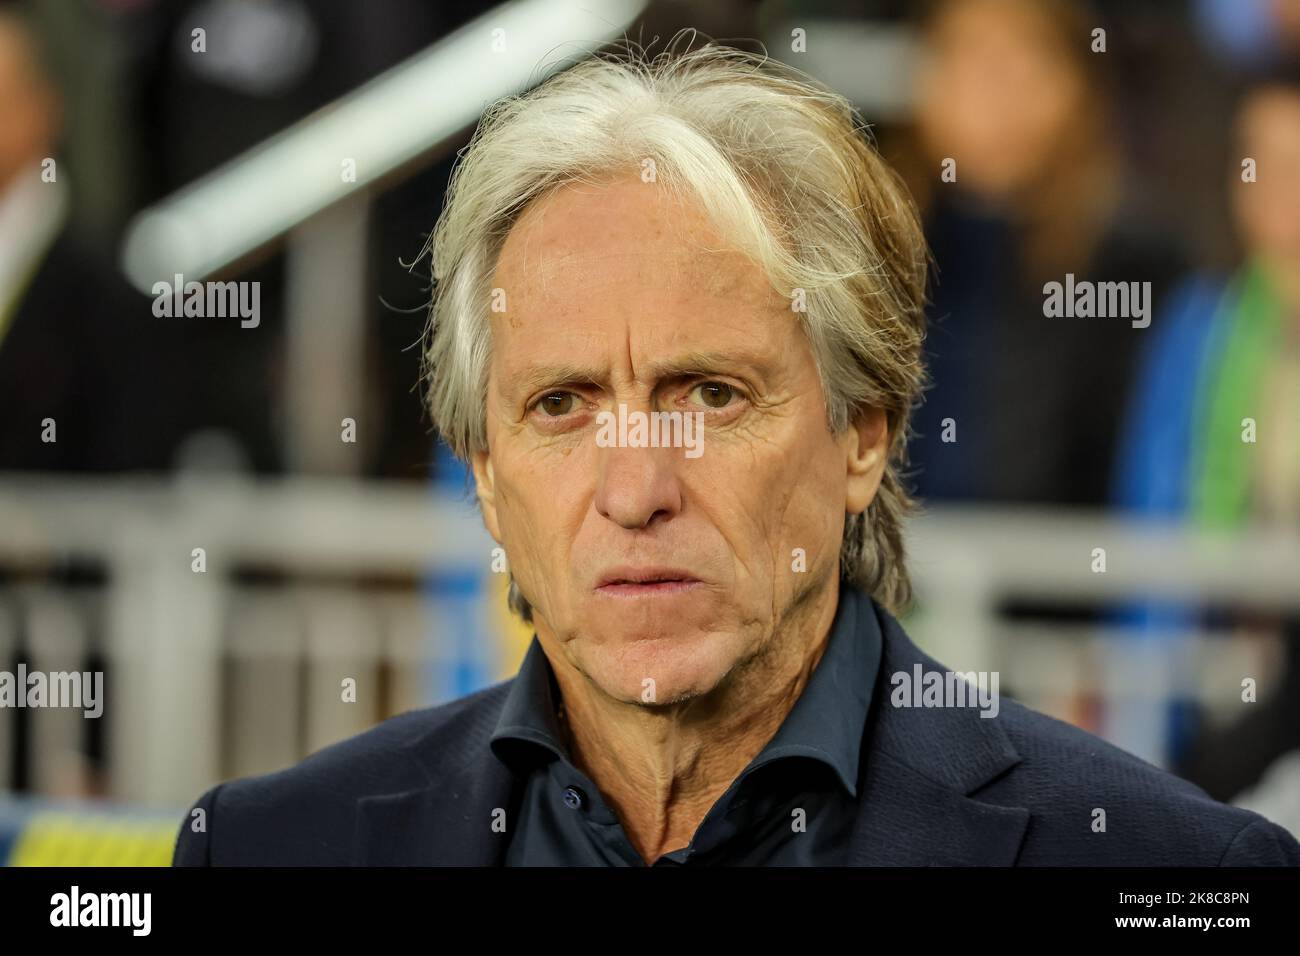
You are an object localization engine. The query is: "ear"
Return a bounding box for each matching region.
[842,407,890,516]
[470,449,503,544]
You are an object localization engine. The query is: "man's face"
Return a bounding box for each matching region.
[1234,86,1300,267]
[473,175,884,706]
[917,0,1084,200]
[0,18,59,188]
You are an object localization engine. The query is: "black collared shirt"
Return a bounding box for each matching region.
[488,585,881,866]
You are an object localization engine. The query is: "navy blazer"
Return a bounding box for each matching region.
[174,597,1300,866]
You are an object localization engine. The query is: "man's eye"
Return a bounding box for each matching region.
[536,392,581,416]
[690,382,736,409]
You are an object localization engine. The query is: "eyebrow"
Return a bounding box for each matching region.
[506,349,774,401]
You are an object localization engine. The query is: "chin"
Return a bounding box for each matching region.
[571,623,745,707]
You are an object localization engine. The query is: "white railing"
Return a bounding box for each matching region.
[1,474,1298,804]
[0,474,495,806]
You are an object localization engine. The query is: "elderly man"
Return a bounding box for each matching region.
[175,44,1298,866]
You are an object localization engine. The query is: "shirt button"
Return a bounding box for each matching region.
[562,786,586,811]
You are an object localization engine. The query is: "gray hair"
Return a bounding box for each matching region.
[422,39,928,622]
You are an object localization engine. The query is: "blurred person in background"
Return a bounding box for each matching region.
[1114,68,1300,835]
[904,0,1185,504]
[0,4,159,473]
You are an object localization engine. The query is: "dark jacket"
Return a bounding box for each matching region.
[173,597,1300,866]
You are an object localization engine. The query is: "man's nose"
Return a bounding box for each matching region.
[593,438,684,530]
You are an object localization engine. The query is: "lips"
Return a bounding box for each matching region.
[596,566,703,592]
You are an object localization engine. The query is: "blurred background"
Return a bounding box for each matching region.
[1,0,1298,864]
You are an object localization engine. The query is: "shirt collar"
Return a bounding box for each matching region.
[489,583,881,797]
[490,635,569,770]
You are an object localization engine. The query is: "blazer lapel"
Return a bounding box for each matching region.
[848,750,1030,865]
[849,604,1031,866]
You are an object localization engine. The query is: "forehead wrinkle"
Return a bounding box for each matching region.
[531,249,648,298]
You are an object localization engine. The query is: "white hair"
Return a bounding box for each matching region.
[422,39,929,621]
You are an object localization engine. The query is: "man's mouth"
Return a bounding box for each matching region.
[595,567,704,596]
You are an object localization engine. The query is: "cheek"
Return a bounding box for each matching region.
[703,420,844,565]
[777,430,848,554]
[492,449,588,582]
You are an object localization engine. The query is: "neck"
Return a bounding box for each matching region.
[540,576,842,863]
